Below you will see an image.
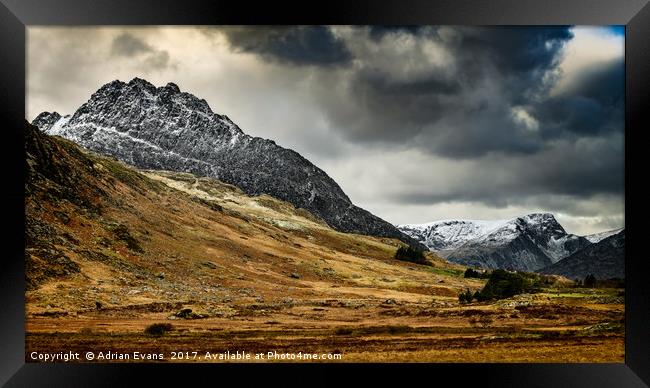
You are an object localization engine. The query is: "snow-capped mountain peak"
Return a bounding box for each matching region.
[398,213,591,271]
[397,218,511,251]
[32,78,424,249]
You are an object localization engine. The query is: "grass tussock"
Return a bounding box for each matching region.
[144,323,174,336]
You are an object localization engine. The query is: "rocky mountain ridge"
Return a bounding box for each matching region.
[33,77,424,249]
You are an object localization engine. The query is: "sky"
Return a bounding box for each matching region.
[27,26,625,235]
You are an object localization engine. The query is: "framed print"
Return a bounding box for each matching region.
[1,0,648,386]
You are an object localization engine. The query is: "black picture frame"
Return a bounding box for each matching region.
[1,0,648,386]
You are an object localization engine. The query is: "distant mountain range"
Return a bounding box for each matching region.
[398,214,608,272]
[32,77,424,250]
[539,230,625,280]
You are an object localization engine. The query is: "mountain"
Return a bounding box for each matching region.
[25,119,460,314]
[539,230,624,280]
[398,214,591,272]
[32,77,423,249]
[398,219,511,252]
[583,227,624,243]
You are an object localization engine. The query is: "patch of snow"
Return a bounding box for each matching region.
[47,115,71,136]
[74,122,212,168]
[398,218,514,250]
[584,227,624,243]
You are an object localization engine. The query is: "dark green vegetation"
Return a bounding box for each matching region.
[394,246,429,265]
[575,275,624,289]
[459,269,557,302]
[458,289,476,303]
[477,270,535,301]
[464,268,489,279]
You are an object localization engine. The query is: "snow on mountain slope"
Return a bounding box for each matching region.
[398,213,591,272]
[397,219,511,251]
[584,227,624,243]
[32,77,425,249]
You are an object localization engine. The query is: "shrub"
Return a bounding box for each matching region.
[144,323,174,336]
[464,268,479,278]
[458,288,474,303]
[394,246,429,265]
[464,268,489,279]
[474,269,540,301]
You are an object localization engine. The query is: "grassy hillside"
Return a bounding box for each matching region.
[26,121,473,315]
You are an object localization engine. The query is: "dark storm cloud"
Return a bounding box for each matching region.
[459,26,573,75]
[216,25,623,212]
[110,33,171,70]
[111,33,154,56]
[312,26,579,158]
[367,25,572,76]
[312,26,624,182]
[142,51,171,70]
[533,58,624,138]
[221,26,352,66]
[383,133,623,208]
[218,26,617,158]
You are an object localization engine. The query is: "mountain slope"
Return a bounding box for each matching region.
[26,120,467,316]
[32,77,423,249]
[539,230,625,280]
[399,214,591,272]
[583,228,624,243]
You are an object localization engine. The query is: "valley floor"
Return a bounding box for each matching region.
[26,289,624,363]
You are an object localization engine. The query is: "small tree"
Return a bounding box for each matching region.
[464,268,489,279]
[458,288,474,303]
[394,246,429,265]
[475,269,531,301]
[464,268,479,278]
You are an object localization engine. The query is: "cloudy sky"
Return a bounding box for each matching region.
[27,26,625,235]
